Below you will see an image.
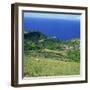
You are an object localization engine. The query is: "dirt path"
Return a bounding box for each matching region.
[42,48,66,56]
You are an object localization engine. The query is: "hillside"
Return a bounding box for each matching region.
[24,31,80,62]
[24,31,80,77]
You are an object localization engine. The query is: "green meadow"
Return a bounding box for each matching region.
[24,55,80,77]
[24,31,80,77]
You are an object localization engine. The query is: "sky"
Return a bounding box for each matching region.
[23,12,80,40]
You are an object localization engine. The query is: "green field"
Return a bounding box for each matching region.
[24,31,80,77]
[24,55,80,77]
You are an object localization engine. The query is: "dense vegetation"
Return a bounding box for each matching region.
[24,31,80,77]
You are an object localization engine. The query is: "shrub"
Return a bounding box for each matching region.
[67,50,80,62]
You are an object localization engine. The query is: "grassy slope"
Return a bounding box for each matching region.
[24,55,80,77]
[24,31,80,77]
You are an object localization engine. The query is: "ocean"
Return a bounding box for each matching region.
[24,17,80,40]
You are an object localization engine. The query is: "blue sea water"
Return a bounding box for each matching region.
[23,16,80,40]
